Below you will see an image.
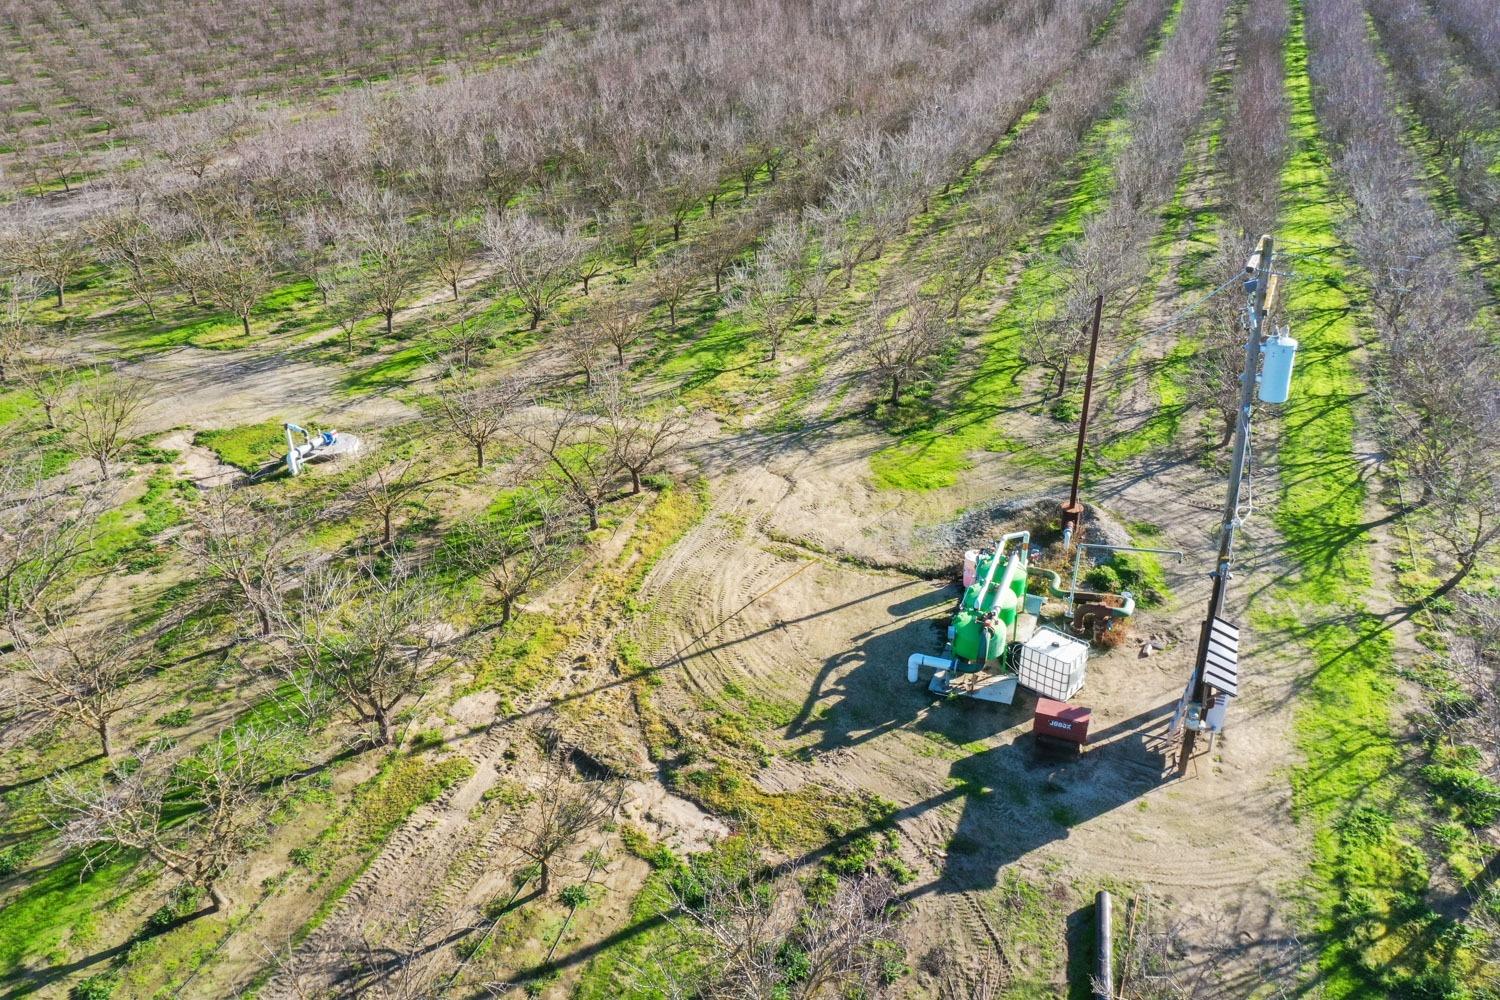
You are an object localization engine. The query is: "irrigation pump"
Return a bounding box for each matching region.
[907,531,1034,704]
[281,422,360,476]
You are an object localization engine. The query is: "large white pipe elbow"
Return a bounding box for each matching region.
[908,653,952,683]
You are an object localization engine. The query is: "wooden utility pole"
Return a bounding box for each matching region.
[1061,294,1105,539]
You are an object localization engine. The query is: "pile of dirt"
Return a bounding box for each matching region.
[919,494,1133,574]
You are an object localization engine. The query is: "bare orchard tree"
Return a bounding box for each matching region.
[725,241,805,362]
[0,275,42,383]
[508,401,622,531]
[436,305,492,373]
[449,493,577,630]
[595,299,644,366]
[482,211,586,331]
[47,726,294,911]
[0,464,108,645]
[11,618,155,760]
[435,377,517,469]
[343,895,463,999]
[88,209,168,320]
[575,233,610,296]
[14,344,72,430]
[516,735,622,894]
[634,861,901,1000]
[325,253,373,354]
[196,225,278,340]
[1181,305,1245,449]
[1440,597,1500,772]
[425,211,479,301]
[853,284,951,406]
[269,563,451,747]
[561,320,609,390]
[338,455,429,548]
[341,187,427,338]
[653,247,698,331]
[598,375,690,494]
[178,489,285,638]
[1419,404,1500,594]
[66,368,150,480]
[0,209,89,309]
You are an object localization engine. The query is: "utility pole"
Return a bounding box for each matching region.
[1176,236,1278,775]
[1061,294,1104,543]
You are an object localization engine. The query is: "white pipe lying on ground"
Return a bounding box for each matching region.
[908,653,953,683]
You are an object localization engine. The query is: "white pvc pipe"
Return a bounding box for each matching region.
[908,653,952,683]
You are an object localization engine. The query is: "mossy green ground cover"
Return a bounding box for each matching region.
[196,420,287,472]
[0,853,141,984]
[1272,6,1486,994]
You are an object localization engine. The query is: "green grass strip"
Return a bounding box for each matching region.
[1272,6,1486,994]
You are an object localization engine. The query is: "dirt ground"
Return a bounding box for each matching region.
[127,345,417,436]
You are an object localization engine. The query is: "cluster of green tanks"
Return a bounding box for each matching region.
[950,532,1032,672]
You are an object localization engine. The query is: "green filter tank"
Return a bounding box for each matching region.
[951,546,1027,670]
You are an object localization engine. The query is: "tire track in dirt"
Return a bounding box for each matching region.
[259,503,685,997]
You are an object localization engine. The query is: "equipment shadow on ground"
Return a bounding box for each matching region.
[787,587,1175,894]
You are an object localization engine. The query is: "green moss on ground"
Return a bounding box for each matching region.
[195,421,287,473]
[1272,7,1488,995]
[0,853,141,984]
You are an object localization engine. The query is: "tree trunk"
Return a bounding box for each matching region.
[586,502,600,531]
[708,193,718,217]
[714,269,722,293]
[382,510,393,546]
[384,308,394,337]
[97,455,111,481]
[582,273,592,294]
[208,883,227,912]
[241,313,251,339]
[529,310,541,331]
[98,718,113,760]
[890,375,901,405]
[450,279,460,301]
[376,706,394,746]
[668,301,677,329]
[1057,356,1070,398]
[55,284,65,309]
[630,468,641,494]
[672,220,682,241]
[1431,558,1477,600]
[499,597,513,629]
